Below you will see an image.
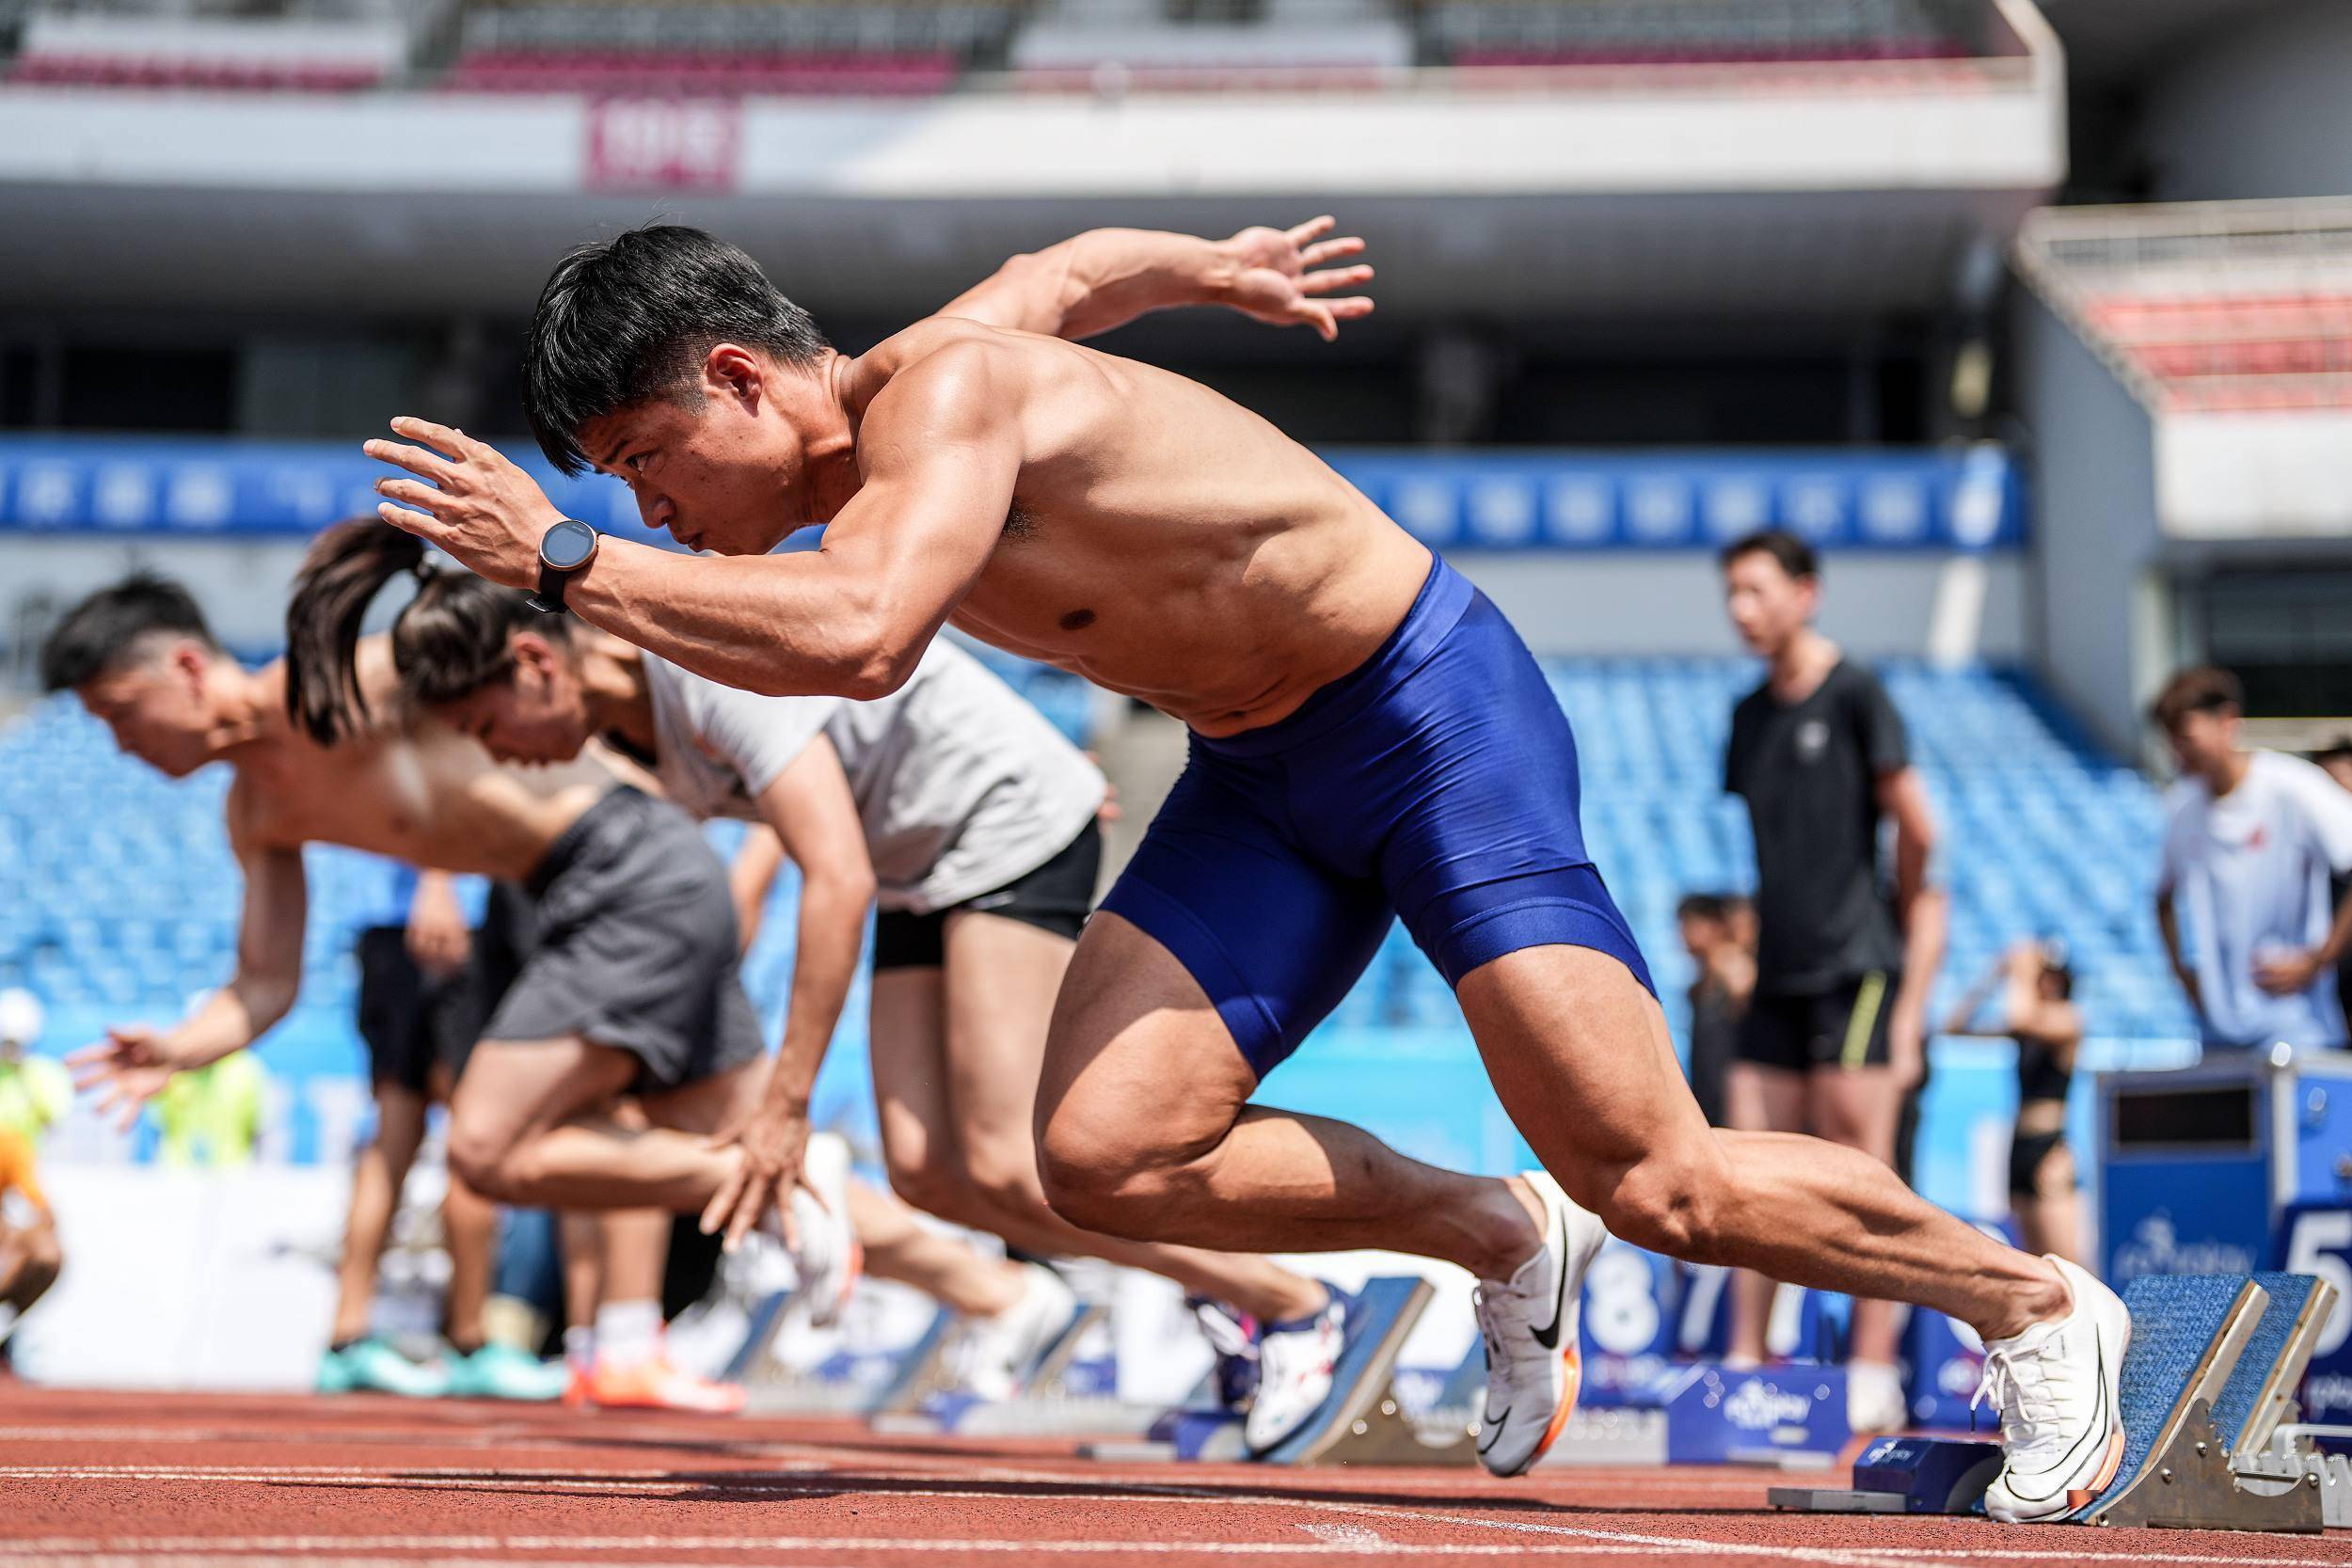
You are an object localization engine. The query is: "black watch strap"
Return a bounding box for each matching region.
[526,561,572,615]
[527,518,599,614]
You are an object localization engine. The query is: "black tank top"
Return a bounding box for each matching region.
[2015,1033,2072,1106]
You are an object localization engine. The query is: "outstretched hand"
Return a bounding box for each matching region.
[68,1024,186,1133]
[364,418,565,592]
[1219,215,1375,341]
[699,1102,815,1254]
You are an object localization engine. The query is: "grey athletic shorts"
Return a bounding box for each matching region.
[484,787,766,1092]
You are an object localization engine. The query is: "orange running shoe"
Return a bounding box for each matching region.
[562,1367,595,1410]
[578,1355,748,1415]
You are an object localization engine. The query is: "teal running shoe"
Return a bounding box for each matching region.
[446,1341,568,1402]
[317,1338,450,1398]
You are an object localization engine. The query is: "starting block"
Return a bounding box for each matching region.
[742,1301,961,1417]
[873,1299,1174,1438]
[1087,1276,1475,1467]
[1768,1435,2001,1514]
[1772,1270,2344,1534]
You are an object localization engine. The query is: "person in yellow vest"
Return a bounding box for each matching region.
[0,989,70,1373]
[153,1047,266,1170]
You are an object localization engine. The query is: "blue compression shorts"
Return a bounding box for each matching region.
[1099,553,1655,1080]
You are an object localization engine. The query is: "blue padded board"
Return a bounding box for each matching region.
[2211,1272,2320,1451]
[2074,1274,2252,1518]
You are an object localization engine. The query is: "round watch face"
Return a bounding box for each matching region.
[540,518,598,571]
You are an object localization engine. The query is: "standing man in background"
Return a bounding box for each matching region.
[1719,530,1947,1434]
[0,989,70,1374]
[2153,671,2352,1053]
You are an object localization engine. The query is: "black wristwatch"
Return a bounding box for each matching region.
[527,517,600,614]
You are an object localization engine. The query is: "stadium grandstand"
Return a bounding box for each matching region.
[2,0,2350,1557]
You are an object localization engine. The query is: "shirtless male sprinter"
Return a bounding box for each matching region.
[47,575,791,1409]
[53,572,1116,1403]
[366,217,2130,1514]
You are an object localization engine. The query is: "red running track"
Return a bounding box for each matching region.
[0,1386,2345,1567]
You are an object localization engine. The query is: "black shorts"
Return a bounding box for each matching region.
[2009,1129,2070,1198]
[871,821,1101,972]
[1737,972,1899,1073]
[356,926,494,1095]
[484,788,766,1093]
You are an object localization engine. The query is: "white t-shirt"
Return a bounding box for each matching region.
[2158,750,2352,1049]
[643,639,1105,914]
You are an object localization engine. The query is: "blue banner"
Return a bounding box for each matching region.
[0,435,2024,551]
[0,433,653,541]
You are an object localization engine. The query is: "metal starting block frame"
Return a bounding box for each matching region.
[1772,1271,2343,1534]
[740,1300,962,1418]
[2076,1271,2336,1531]
[870,1301,1182,1439]
[1086,1276,1475,1467]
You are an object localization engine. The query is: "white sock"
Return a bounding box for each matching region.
[595,1300,663,1372]
[564,1325,596,1377]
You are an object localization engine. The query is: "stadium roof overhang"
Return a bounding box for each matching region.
[0,49,2065,325]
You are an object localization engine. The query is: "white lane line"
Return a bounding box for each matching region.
[0,1543,1731,1560]
[1299,1523,1395,1549]
[1072,1482,1971,1568]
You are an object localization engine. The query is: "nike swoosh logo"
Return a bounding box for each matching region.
[1478,1409,1509,1453]
[1530,1206,1572,1351]
[2004,1334,2110,1506]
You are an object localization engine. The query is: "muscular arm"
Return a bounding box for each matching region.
[169,820,310,1069]
[728,827,788,954]
[938,218,1373,342]
[700,738,878,1249]
[2156,889,2201,1016]
[562,349,1018,699]
[75,797,310,1128]
[1877,766,1946,1075]
[750,736,878,1121]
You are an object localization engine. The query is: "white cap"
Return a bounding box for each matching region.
[0,988,42,1049]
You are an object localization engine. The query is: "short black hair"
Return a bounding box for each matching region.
[523,224,831,476]
[2149,666,2243,730]
[40,574,219,693]
[1719,528,1818,581]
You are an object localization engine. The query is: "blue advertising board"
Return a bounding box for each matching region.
[2271,1204,2352,1445]
[0,435,2024,553]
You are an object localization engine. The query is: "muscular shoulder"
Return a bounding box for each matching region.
[853,319,1041,413]
[223,768,293,855]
